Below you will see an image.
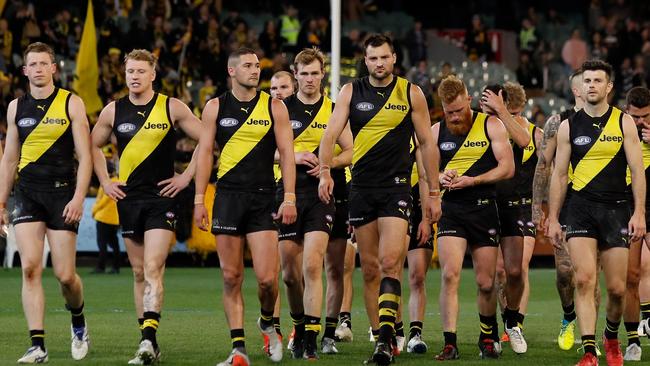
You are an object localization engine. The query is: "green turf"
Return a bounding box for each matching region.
[0,267,636,365]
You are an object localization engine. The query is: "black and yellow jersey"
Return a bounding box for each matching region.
[216,91,276,191]
[278,94,333,193]
[15,87,76,188]
[348,76,413,191]
[569,106,627,203]
[409,136,422,204]
[113,93,176,199]
[626,128,650,205]
[438,111,498,202]
[495,129,524,201]
[519,122,538,199]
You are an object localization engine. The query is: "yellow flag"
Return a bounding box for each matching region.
[73,0,102,115]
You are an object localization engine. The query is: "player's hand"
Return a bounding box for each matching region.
[425,196,442,224]
[318,171,334,204]
[439,169,457,188]
[273,201,297,225]
[416,219,432,246]
[158,173,191,198]
[629,210,646,242]
[481,89,507,115]
[193,204,209,231]
[642,126,650,143]
[103,180,126,201]
[532,204,546,230]
[307,164,320,177]
[448,175,476,190]
[0,208,9,236]
[62,196,84,225]
[295,151,319,168]
[545,218,563,250]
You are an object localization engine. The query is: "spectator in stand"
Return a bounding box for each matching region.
[519,18,540,52]
[0,19,13,69]
[341,28,363,58]
[279,4,300,54]
[406,59,433,107]
[561,28,588,71]
[517,50,543,90]
[591,31,608,61]
[464,14,491,62]
[259,20,283,58]
[405,20,427,65]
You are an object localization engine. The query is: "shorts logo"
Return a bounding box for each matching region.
[219,118,239,127]
[17,118,37,127]
[526,221,535,228]
[573,136,592,145]
[117,123,137,133]
[290,120,302,129]
[620,228,629,236]
[440,142,456,151]
[325,214,333,222]
[488,228,497,236]
[397,200,408,207]
[355,102,374,112]
[165,211,175,219]
[517,220,524,227]
[394,177,407,184]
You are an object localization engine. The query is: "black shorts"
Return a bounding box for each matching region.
[437,199,500,247]
[559,194,572,229]
[117,197,176,240]
[277,192,335,241]
[565,195,631,249]
[211,188,276,235]
[331,197,350,240]
[520,198,536,238]
[496,198,525,238]
[348,187,412,227]
[12,184,78,232]
[408,200,434,251]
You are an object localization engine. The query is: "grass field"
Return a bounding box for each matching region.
[0,267,642,365]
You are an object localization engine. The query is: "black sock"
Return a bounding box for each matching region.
[138,318,145,341]
[642,302,650,320]
[260,308,274,329]
[339,312,351,328]
[501,311,507,329]
[290,312,305,343]
[142,311,160,349]
[324,317,337,339]
[66,303,85,329]
[504,307,519,329]
[409,321,423,339]
[395,321,404,337]
[273,317,282,336]
[304,315,321,348]
[517,312,525,328]
[562,302,576,322]
[479,313,497,342]
[604,318,620,340]
[581,335,597,356]
[30,330,45,351]
[443,331,457,346]
[625,322,640,346]
[378,277,401,343]
[231,328,245,349]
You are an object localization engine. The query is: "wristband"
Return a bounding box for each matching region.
[429,189,440,197]
[0,202,5,209]
[281,200,296,206]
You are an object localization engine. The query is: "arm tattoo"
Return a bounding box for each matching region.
[531,114,562,222]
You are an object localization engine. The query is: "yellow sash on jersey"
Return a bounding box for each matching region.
[626,140,650,185]
[219,92,273,179]
[353,77,410,165]
[19,89,71,171]
[119,94,171,183]
[442,112,489,176]
[522,122,536,163]
[572,108,623,191]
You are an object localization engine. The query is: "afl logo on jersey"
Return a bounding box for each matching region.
[573,136,592,146]
[117,123,137,133]
[290,120,302,129]
[440,142,457,151]
[17,118,37,127]
[355,102,374,112]
[219,118,239,127]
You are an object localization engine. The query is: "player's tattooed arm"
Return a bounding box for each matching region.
[531,114,562,226]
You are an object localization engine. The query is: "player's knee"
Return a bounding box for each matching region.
[607,280,626,300]
[303,261,322,282]
[505,264,522,283]
[408,270,425,290]
[326,262,344,282]
[379,256,400,275]
[626,266,641,289]
[131,266,145,283]
[258,277,276,295]
[574,272,596,291]
[222,269,244,290]
[361,262,380,283]
[441,267,461,287]
[22,263,43,282]
[556,267,574,289]
[144,261,164,279]
[495,266,506,281]
[55,271,77,287]
[475,274,495,295]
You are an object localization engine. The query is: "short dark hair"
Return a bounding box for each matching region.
[581,59,613,81]
[569,68,583,82]
[23,42,55,64]
[364,33,394,55]
[626,87,650,109]
[482,84,508,102]
[228,47,257,67]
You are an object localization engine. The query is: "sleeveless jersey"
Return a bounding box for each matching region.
[16,88,75,188]
[114,93,176,199]
[216,91,276,191]
[348,76,413,191]
[495,129,524,201]
[438,111,498,202]
[569,106,627,203]
[626,127,650,205]
[519,122,538,199]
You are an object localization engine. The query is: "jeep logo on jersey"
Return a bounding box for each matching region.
[384,103,408,112]
[117,123,136,133]
[42,117,67,125]
[524,145,535,151]
[17,118,37,127]
[247,119,270,126]
[290,120,302,129]
[463,140,488,148]
[599,135,623,142]
[573,136,592,145]
[440,142,457,151]
[355,102,374,111]
[310,121,327,129]
[144,122,168,130]
[219,118,239,127]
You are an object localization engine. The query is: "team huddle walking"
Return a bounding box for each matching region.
[1,34,649,366]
